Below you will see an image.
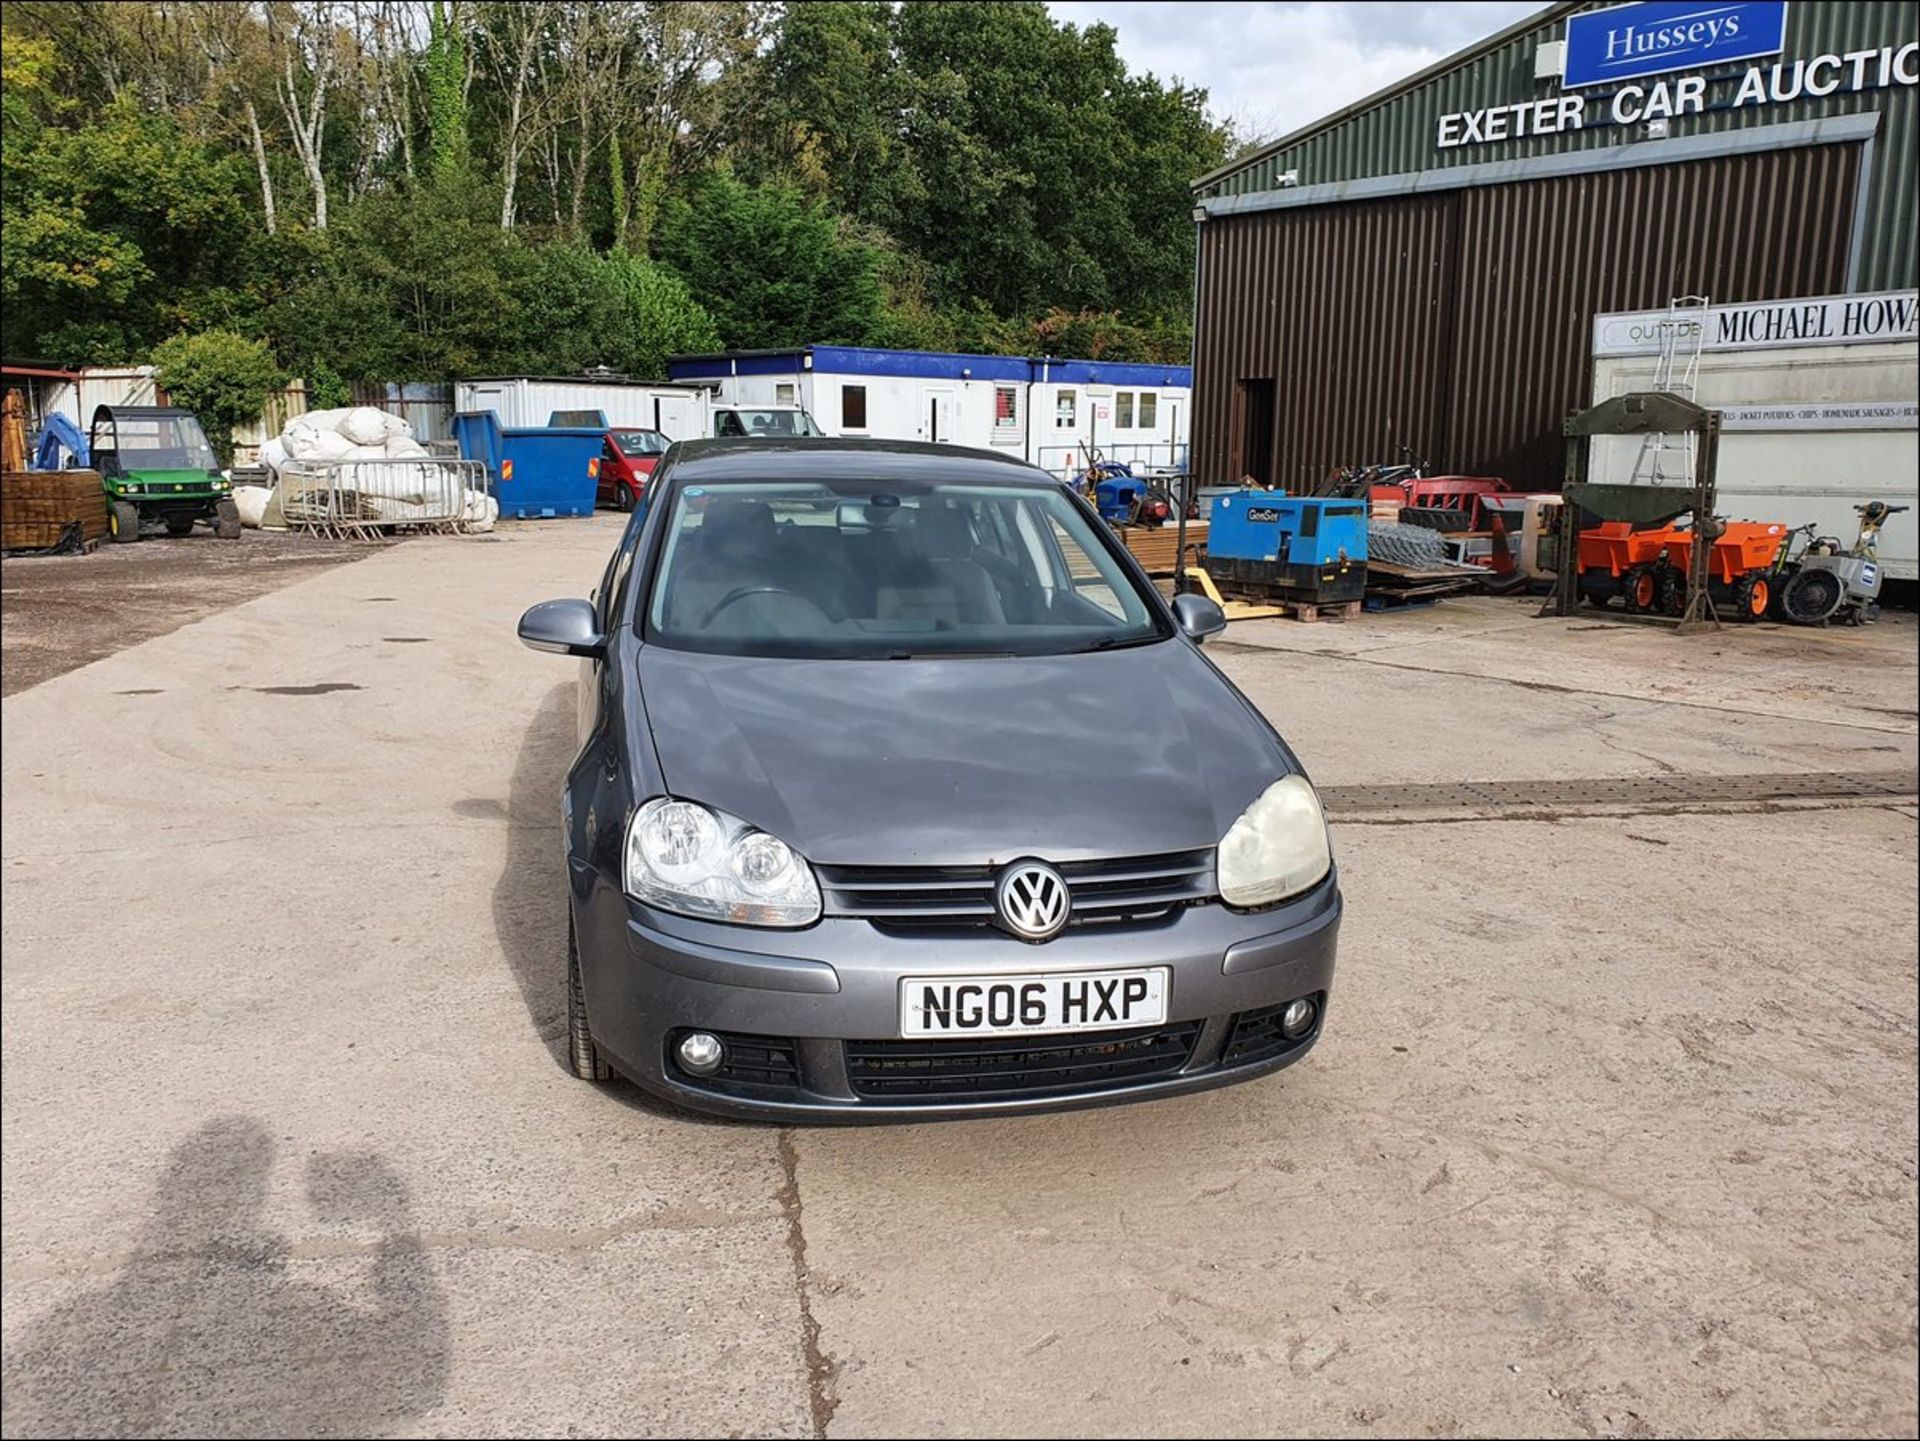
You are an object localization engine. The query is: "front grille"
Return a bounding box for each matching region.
[845,1021,1203,1100]
[1220,995,1323,1067]
[817,849,1214,930]
[668,1029,800,1096]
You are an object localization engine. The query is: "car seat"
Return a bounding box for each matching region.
[875,506,1006,627]
[668,499,779,628]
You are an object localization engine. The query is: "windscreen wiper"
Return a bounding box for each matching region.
[1071,634,1158,654]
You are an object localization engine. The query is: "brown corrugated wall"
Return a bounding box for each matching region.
[1193,145,1861,490]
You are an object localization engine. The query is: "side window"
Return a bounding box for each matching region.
[593,539,623,630]
[1054,389,1077,428]
[600,483,657,631]
[993,385,1019,434]
[842,384,868,430]
[1138,392,1158,428]
[775,382,797,405]
[715,411,745,438]
[1116,391,1135,429]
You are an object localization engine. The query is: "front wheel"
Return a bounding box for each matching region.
[567,924,614,1082]
[1778,566,1844,625]
[212,499,242,540]
[1621,564,1659,614]
[108,500,141,543]
[1730,573,1770,621]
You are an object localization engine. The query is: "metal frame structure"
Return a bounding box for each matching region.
[1545,391,1723,635]
[274,457,490,540]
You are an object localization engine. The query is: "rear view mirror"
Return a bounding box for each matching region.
[518,598,604,658]
[1171,592,1227,643]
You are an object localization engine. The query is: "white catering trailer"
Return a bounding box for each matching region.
[1589,290,1919,583]
[667,345,1193,477]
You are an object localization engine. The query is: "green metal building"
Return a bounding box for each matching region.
[1187,0,1918,489]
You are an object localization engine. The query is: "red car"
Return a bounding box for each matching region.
[597,429,671,510]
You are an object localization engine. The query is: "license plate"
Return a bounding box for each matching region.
[898,968,1170,1038]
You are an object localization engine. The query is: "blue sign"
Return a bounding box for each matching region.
[1563,1,1789,88]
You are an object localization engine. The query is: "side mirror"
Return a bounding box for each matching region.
[1171,591,1227,643]
[518,598,605,658]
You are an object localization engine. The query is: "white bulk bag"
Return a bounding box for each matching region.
[341,407,391,446]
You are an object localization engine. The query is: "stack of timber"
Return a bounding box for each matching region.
[1,470,107,552]
[1119,519,1207,576]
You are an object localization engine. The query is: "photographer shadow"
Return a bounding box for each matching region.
[2,1116,449,1438]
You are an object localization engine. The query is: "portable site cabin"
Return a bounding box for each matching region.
[454,375,714,440]
[666,345,1193,478]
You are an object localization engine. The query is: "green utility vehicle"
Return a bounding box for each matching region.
[89,405,240,542]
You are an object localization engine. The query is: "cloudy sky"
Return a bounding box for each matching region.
[1048,1,1546,142]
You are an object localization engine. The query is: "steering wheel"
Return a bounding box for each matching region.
[700,584,828,629]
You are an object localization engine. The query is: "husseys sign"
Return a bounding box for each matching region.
[1563,0,1788,87]
[1437,2,1917,149]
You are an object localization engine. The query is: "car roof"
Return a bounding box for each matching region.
[91,406,199,421]
[666,437,1057,487]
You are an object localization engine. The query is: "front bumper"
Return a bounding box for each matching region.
[572,869,1341,1123]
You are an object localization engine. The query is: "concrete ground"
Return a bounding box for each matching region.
[3,515,1915,1439]
[0,529,369,697]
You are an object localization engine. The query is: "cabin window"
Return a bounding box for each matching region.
[1138,392,1157,428]
[775,383,797,406]
[1054,389,1077,427]
[842,384,868,430]
[993,386,1019,431]
[1116,391,1135,428]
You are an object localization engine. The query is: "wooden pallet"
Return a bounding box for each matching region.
[1363,590,1442,612]
[1189,567,1360,623]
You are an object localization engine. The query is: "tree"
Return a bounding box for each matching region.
[653,173,885,349]
[472,0,559,229]
[149,329,287,466]
[263,179,522,380]
[2,94,255,361]
[183,1,282,234]
[267,1,346,228]
[424,0,471,179]
[751,1,900,225]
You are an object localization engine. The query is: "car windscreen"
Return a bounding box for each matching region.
[718,410,823,438]
[99,417,219,471]
[611,430,668,456]
[643,478,1170,659]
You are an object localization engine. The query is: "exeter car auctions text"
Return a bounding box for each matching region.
[1438,43,1917,149]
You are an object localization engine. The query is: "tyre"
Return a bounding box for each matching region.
[108,500,141,543]
[164,512,197,536]
[212,499,242,540]
[1655,563,1687,617]
[1621,564,1660,614]
[567,924,614,1082]
[1730,572,1771,622]
[1778,566,1844,625]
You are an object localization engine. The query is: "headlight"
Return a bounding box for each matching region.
[1216,775,1331,908]
[625,798,821,927]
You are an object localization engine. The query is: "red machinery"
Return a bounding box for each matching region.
[1368,475,1510,525]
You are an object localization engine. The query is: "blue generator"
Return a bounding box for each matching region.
[1204,491,1369,604]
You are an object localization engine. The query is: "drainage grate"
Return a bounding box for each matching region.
[1319,769,1919,818]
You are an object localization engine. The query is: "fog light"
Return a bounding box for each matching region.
[1281,998,1317,1039]
[677,1031,724,1075]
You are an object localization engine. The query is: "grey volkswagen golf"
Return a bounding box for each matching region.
[518,438,1341,1121]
